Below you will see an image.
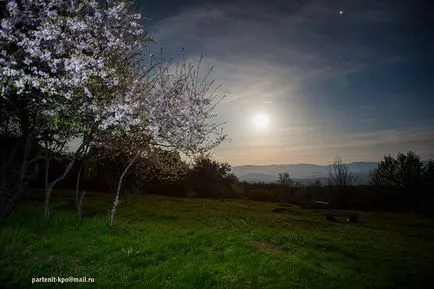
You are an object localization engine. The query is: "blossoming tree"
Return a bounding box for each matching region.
[93,52,226,225]
[0,0,226,220]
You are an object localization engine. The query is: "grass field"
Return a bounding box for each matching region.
[1,191,434,288]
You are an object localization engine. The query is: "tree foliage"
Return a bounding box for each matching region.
[371,151,426,188]
[188,155,238,198]
[0,0,227,220]
[371,151,434,212]
[278,172,293,187]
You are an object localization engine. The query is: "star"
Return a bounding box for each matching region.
[339,10,344,15]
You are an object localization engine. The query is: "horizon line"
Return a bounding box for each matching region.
[231,158,433,167]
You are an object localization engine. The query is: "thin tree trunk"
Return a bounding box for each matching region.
[44,158,75,219]
[45,156,50,192]
[18,137,31,191]
[78,190,86,222]
[1,145,18,185]
[0,146,17,217]
[76,163,83,210]
[1,110,32,217]
[5,110,32,216]
[44,141,86,219]
[110,154,139,226]
[1,137,32,218]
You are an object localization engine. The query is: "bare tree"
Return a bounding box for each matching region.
[328,156,353,186]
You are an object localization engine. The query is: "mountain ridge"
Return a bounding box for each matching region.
[231,162,379,184]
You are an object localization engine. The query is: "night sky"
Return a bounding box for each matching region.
[137,0,434,165]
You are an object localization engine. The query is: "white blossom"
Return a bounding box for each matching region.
[0,0,144,98]
[1,0,225,163]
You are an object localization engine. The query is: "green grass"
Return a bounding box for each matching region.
[1,191,434,288]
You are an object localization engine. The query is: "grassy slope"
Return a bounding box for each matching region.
[1,191,434,289]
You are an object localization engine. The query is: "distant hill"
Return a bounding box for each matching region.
[237,173,278,183]
[232,162,379,184]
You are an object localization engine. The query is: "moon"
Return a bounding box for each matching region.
[252,113,270,129]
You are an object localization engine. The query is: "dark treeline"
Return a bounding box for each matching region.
[27,147,434,215]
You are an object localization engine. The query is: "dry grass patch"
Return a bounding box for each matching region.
[252,240,285,255]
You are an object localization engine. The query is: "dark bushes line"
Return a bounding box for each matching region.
[27,150,434,215]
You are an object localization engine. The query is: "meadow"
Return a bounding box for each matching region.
[1,191,434,288]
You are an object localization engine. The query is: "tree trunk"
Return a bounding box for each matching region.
[75,163,83,210]
[45,156,50,192]
[44,141,86,219]
[78,190,86,222]
[44,158,75,219]
[110,154,139,226]
[0,137,32,218]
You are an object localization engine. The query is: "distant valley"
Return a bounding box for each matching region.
[231,162,380,185]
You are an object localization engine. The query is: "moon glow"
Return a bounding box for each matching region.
[252,113,270,129]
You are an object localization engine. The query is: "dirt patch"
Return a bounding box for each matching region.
[252,240,285,255]
[72,259,81,267]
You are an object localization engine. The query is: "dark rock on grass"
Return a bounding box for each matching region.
[347,214,359,223]
[326,211,359,223]
[272,208,287,213]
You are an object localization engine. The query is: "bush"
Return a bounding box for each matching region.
[187,156,239,198]
[248,189,276,202]
[228,183,245,199]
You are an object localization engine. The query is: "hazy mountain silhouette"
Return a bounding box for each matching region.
[232,162,379,184]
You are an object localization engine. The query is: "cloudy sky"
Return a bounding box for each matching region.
[137,0,434,165]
